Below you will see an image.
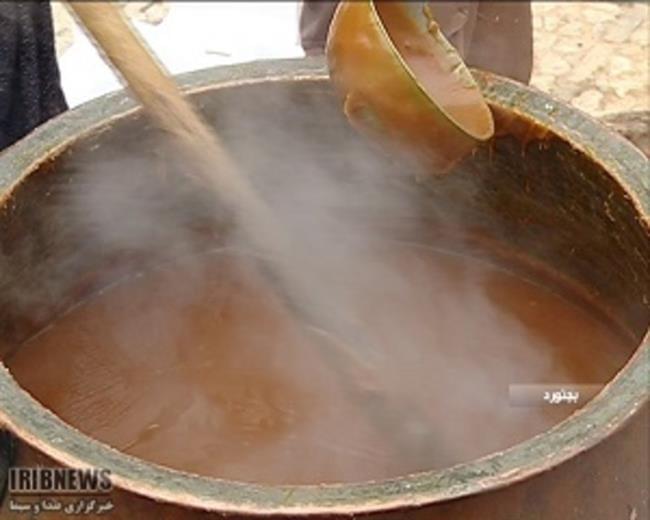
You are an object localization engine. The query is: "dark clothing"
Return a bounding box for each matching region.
[299,1,339,56]
[299,1,533,84]
[0,1,67,151]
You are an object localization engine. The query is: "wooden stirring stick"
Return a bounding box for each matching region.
[67,2,281,258]
[66,2,450,463]
[66,1,324,345]
[65,1,374,371]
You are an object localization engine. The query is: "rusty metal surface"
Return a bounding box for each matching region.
[0,430,14,506]
[0,58,648,518]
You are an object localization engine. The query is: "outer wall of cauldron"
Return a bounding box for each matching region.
[8,407,647,519]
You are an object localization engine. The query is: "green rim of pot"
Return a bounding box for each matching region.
[0,57,648,516]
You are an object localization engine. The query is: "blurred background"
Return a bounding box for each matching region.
[51,1,648,119]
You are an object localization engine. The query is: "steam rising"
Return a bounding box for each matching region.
[3,82,609,483]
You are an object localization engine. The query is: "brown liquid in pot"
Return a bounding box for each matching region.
[6,244,630,484]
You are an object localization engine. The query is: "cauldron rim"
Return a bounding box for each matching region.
[0,57,648,516]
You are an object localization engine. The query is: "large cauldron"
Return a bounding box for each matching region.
[0,58,648,519]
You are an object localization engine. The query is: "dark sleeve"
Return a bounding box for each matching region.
[299,1,339,55]
[0,1,67,151]
[466,2,533,85]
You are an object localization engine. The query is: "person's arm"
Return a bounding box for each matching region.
[0,1,67,151]
[298,1,533,84]
[299,1,339,56]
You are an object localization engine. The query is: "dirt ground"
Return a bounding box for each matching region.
[531,2,648,116]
